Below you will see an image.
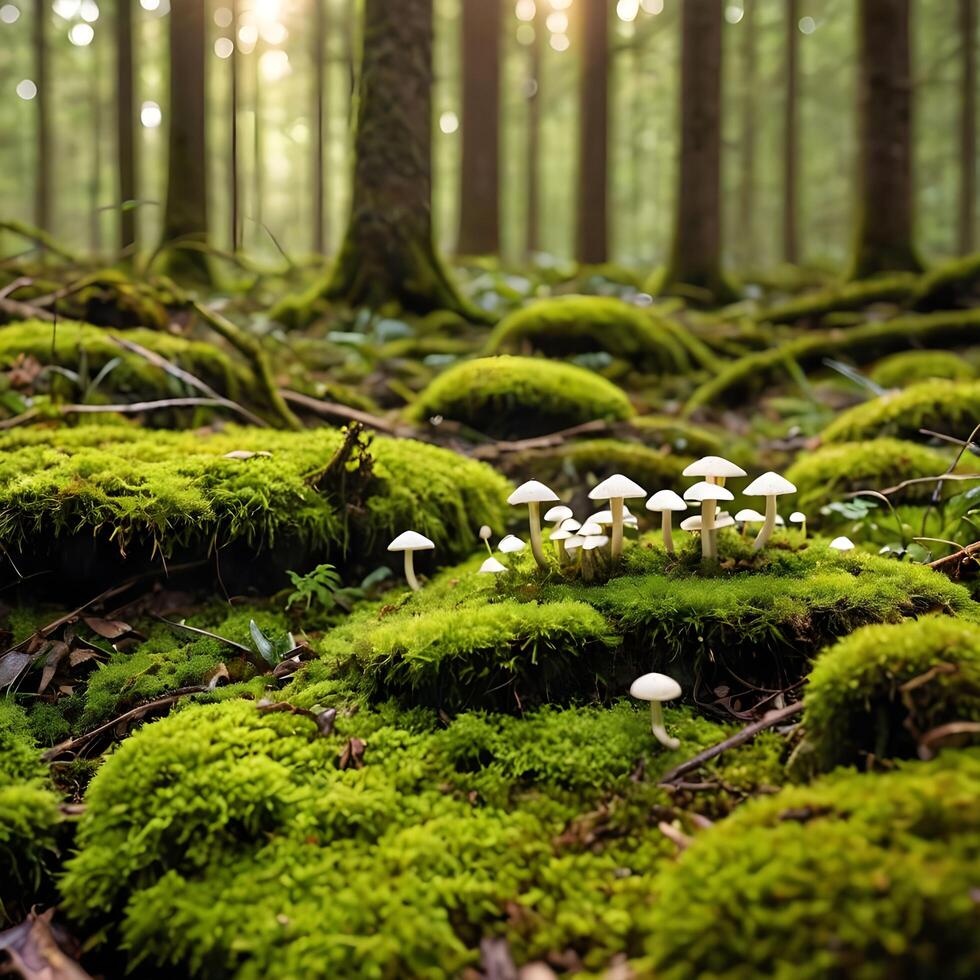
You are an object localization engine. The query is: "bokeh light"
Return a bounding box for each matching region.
[549,31,569,52]
[0,4,20,24]
[140,101,162,128]
[68,22,95,45]
[15,78,36,100]
[439,110,459,134]
[214,36,234,58]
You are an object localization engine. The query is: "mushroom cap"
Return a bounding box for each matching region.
[478,556,508,574]
[681,513,735,532]
[743,471,797,497]
[583,535,610,551]
[544,504,574,523]
[388,530,435,552]
[589,510,614,525]
[735,508,765,522]
[560,518,581,532]
[680,515,702,532]
[829,536,856,551]
[508,480,559,506]
[550,527,573,542]
[579,521,604,536]
[479,525,493,541]
[588,473,647,501]
[684,481,734,503]
[790,511,806,524]
[498,534,526,554]
[646,489,687,512]
[564,535,585,551]
[624,515,639,528]
[630,672,682,702]
[774,515,785,526]
[682,456,746,480]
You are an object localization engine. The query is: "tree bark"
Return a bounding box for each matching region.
[115,0,136,254]
[326,0,481,316]
[312,0,329,254]
[959,0,976,254]
[850,0,921,278]
[32,0,51,234]
[525,12,542,258]
[657,0,731,303]
[457,0,501,255]
[161,0,211,281]
[230,0,241,251]
[783,0,800,264]
[737,0,758,269]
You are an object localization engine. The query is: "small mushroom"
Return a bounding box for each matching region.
[508,480,559,570]
[588,473,647,560]
[743,472,797,551]
[680,513,735,533]
[498,534,526,555]
[583,534,609,551]
[544,504,574,527]
[790,511,807,538]
[387,530,435,592]
[564,534,585,553]
[683,481,734,560]
[550,525,573,563]
[479,555,507,574]
[579,520,605,537]
[630,672,683,749]
[682,456,746,488]
[829,535,855,552]
[559,518,581,533]
[646,490,687,553]
[479,524,493,556]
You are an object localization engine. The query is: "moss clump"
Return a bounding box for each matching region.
[485,295,715,372]
[821,379,980,444]
[640,751,980,980]
[869,349,976,388]
[801,617,980,771]
[785,438,959,510]
[407,355,634,439]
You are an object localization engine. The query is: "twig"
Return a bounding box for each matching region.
[0,397,264,429]
[470,419,614,460]
[0,295,55,322]
[917,721,980,760]
[0,276,32,300]
[282,388,409,436]
[656,821,693,850]
[928,539,980,574]
[853,472,980,496]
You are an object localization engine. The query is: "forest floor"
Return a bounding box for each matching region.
[1,245,980,979]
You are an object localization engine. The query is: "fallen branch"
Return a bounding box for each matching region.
[255,699,337,736]
[0,295,55,322]
[928,539,980,576]
[0,219,80,263]
[282,388,410,436]
[470,419,615,460]
[918,721,980,759]
[848,472,980,498]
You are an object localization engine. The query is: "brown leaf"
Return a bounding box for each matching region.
[0,650,32,688]
[205,662,230,690]
[38,641,70,694]
[68,648,99,668]
[82,616,131,639]
[338,737,366,770]
[0,909,92,980]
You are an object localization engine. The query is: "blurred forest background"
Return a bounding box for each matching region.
[0,0,975,276]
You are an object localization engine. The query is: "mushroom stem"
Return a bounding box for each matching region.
[662,512,674,553]
[404,551,421,592]
[753,495,777,551]
[581,548,594,582]
[610,497,625,560]
[700,501,716,560]
[527,501,548,570]
[800,518,807,540]
[650,701,679,750]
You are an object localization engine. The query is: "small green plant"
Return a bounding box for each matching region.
[285,563,343,611]
[248,620,296,668]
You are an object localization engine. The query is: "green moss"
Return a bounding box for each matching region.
[0,697,46,782]
[821,379,980,444]
[407,355,635,439]
[785,438,959,510]
[755,273,919,325]
[639,751,980,979]
[912,251,980,310]
[630,415,724,456]
[801,617,980,771]
[869,349,976,388]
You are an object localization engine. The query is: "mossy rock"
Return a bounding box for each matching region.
[0,424,510,591]
[785,438,962,511]
[821,380,980,444]
[801,617,980,771]
[407,355,634,440]
[639,750,980,980]
[485,295,714,373]
[868,349,976,388]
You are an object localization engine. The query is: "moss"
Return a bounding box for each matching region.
[911,251,980,310]
[785,438,960,511]
[630,414,724,456]
[869,349,976,388]
[406,356,635,439]
[755,273,919,325]
[801,617,980,771]
[639,751,980,980]
[821,379,980,444]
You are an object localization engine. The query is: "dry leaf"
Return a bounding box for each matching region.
[82,617,131,639]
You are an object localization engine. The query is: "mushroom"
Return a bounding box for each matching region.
[588,473,647,560]
[646,490,687,553]
[829,535,855,552]
[630,672,683,749]
[564,534,585,553]
[583,534,609,551]
[683,481,734,560]
[682,456,746,488]
[579,520,604,537]
[498,534,526,555]
[743,472,797,552]
[790,511,807,538]
[544,504,574,527]
[550,525,573,563]
[479,524,493,557]
[479,556,507,574]
[387,530,435,592]
[581,533,609,581]
[559,518,581,533]
[507,480,559,570]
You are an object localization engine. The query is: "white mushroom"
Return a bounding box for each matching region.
[743,472,797,551]
[479,524,493,556]
[588,473,647,560]
[646,489,687,553]
[582,535,609,551]
[683,481,734,560]
[479,556,507,574]
[507,480,559,570]
[682,456,746,488]
[829,535,855,552]
[498,534,526,554]
[544,504,574,527]
[559,518,581,533]
[734,508,765,524]
[579,520,604,537]
[680,513,735,533]
[550,526,573,563]
[630,672,683,749]
[563,534,585,552]
[387,530,435,592]
[790,511,807,538]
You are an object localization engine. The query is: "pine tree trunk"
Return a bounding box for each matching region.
[658,0,731,303]
[959,0,976,254]
[230,0,241,251]
[115,0,136,254]
[33,0,51,233]
[312,0,328,254]
[457,0,501,255]
[525,13,542,258]
[161,0,211,280]
[850,0,921,278]
[326,0,480,316]
[783,0,799,264]
[737,0,758,269]
[575,0,609,265]
[90,34,103,253]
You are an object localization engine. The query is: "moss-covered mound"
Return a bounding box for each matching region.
[869,349,976,388]
[630,414,724,456]
[785,438,957,510]
[407,355,634,439]
[0,424,509,588]
[821,380,980,444]
[640,751,980,979]
[485,295,713,372]
[801,617,980,771]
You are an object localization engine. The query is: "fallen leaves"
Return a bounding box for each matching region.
[0,910,92,980]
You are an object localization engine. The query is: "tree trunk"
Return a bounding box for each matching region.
[783,0,799,264]
[959,0,976,254]
[457,0,501,255]
[737,0,758,269]
[230,0,241,251]
[575,0,609,265]
[850,0,921,278]
[326,0,480,316]
[115,0,136,254]
[312,0,328,254]
[33,0,51,233]
[657,0,731,303]
[90,33,103,254]
[161,0,210,281]
[525,12,542,258]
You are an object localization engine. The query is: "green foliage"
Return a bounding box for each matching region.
[869,349,976,388]
[406,355,634,439]
[802,617,980,771]
[639,751,980,980]
[285,563,343,611]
